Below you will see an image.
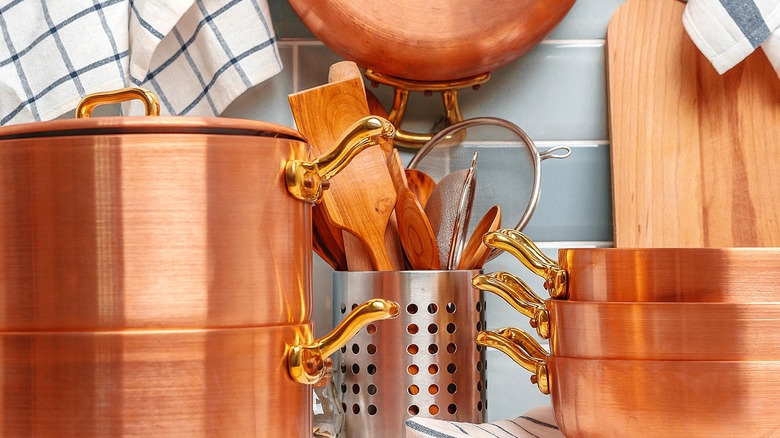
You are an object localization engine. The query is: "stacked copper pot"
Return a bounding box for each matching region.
[0,88,401,437]
[473,229,780,437]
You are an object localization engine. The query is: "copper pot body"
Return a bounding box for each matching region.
[546,300,780,360]
[484,230,780,301]
[560,247,780,302]
[0,116,312,330]
[0,324,314,437]
[548,356,780,437]
[286,0,575,82]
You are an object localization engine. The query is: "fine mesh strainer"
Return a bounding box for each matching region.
[408,117,570,261]
[332,270,486,437]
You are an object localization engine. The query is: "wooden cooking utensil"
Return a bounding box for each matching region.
[457,205,501,270]
[327,62,405,271]
[404,168,436,209]
[289,61,398,270]
[608,0,780,247]
[311,203,347,270]
[387,148,440,270]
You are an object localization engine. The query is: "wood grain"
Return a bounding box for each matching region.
[607,0,780,247]
[289,62,397,270]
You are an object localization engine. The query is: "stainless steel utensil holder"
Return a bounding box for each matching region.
[333,270,486,437]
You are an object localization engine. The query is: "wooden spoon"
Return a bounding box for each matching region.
[387,148,440,270]
[404,168,436,208]
[289,61,397,271]
[456,205,501,270]
[311,203,347,270]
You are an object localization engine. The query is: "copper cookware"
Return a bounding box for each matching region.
[286,0,574,82]
[287,0,575,147]
[1,298,400,436]
[474,271,780,360]
[477,329,780,437]
[0,88,395,330]
[484,229,780,302]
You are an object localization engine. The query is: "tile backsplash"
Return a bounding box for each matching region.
[223,0,623,423]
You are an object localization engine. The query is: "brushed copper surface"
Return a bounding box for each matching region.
[0,129,312,329]
[0,325,315,437]
[549,357,780,437]
[478,329,780,437]
[560,247,780,302]
[486,229,780,301]
[286,0,575,82]
[547,300,780,360]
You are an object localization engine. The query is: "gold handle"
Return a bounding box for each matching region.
[476,328,550,395]
[75,87,161,118]
[472,271,550,339]
[285,115,395,203]
[483,229,568,299]
[288,298,400,384]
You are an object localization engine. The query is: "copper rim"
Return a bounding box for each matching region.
[549,356,780,437]
[0,325,314,436]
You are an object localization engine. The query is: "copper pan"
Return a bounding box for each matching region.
[0,88,394,330]
[484,229,780,301]
[477,328,780,438]
[0,298,399,436]
[286,0,575,83]
[474,271,780,360]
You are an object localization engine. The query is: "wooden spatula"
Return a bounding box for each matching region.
[387,148,440,270]
[289,62,398,270]
[404,169,436,209]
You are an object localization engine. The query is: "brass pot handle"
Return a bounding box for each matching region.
[288,298,400,385]
[483,229,568,299]
[472,271,550,339]
[76,87,161,118]
[476,328,550,395]
[285,115,395,203]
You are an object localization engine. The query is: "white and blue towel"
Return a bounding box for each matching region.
[683,0,780,77]
[405,405,564,438]
[0,0,282,125]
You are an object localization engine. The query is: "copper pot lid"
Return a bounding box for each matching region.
[0,88,304,142]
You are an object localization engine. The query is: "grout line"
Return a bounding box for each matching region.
[531,241,614,248]
[541,39,605,46]
[292,43,299,93]
[535,140,609,147]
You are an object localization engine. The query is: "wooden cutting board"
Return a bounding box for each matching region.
[607,0,780,247]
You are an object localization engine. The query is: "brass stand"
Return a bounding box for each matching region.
[364,69,490,148]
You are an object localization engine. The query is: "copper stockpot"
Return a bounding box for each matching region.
[0,299,400,436]
[285,0,575,83]
[484,229,780,302]
[0,88,395,330]
[477,329,780,438]
[474,270,780,360]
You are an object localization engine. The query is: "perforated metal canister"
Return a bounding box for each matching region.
[333,270,486,437]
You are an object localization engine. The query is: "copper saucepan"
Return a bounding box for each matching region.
[1,298,400,436]
[0,88,394,330]
[473,271,780,360]
[484,229,780,302]
[477,328,780,437]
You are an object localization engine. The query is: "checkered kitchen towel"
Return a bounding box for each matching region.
[683,0,780,78]
[405,405,564,438]
[0,0,282,125]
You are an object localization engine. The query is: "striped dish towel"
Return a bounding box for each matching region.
[405,406,564,438]
[682,0,780,78]
[0,0,282,125]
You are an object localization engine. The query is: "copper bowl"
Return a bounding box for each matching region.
[475,272,780,360]
[484,229,780,302]
[286,0,575,82]
[0,88,394,330]
[477,328,780,438]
